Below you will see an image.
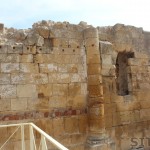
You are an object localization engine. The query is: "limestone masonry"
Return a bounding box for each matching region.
[0,20,150,150]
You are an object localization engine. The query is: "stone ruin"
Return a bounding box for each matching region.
[0,20,150,150]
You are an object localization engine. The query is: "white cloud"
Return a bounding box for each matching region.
[0,0,150,31]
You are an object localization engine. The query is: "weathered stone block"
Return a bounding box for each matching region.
[100,41,113,54]
[128,58,140,66]
[101,65,113,76]
[116,101,140,112]
[0,126,8,143]
[17,84,37,98]
[53,118,65,137]
[44,38,52,48]
[61,38,69,48]
[120,111,132,124]
[70,55,82,64]
[71,135,86,146]
[50,47,61,55]
[127,73,136,83]
[84,28,98,38]
[23,46,36,54]
[0,85,16,98]
[88,85,103,97]
[0,45,7,53]
[0,54,20,63]
[101,54,112,65]
[7,45,23,54]
[128,82,139,91]
[68,39,82,48]
[128,58,149,66]
[52,38,68,48]
[20,63,39,73]
[34,97,49,110]
[35,26,50,38]
[87,64,101,75]
[120,138,132,150]
[89,117,105,132]
[85,38,99,47]
[26,98,39,110]
[51,38,61,47]
[114,41,133,52]
[71,48,84,55]
[69,83,81,96]
[19,54,33,63]
[36,46,50,54]
[1,63,19,73]
[138,82,150,89]
[39,63,57,73]
[112,112,121,126]
[53,84,68,96]
[37,84,52,97]
[134,51,148,58]
[105,114,113,128]
[57,73,70,83]
[58,64,68,73]
[49,95,66,108]
[48,73,58,83]
[57,135,72,147]
[88,75,102,85]
[0,99,11,111]
[80,73,87,82]
[0,74,10,84]
[140,100,150,109]
[11,98,27,111]
[67,95,87,108]
[131,110,140,122]
[89,106,104,120]
[88,97,104,107]
[26,33,44,46]
[81,83,87,95]
[78,115,88,133]
[77,64,86,73]
[87,54,101,64]
[54,54,71,64]
[35,119,53,137]
[64,117,78,134]
[32,73,48,84]
[67,30,83,39]
[11,73,34,84]
[104,103,116,114]
[136,73,149,82]
[127,66,139,73]
[36,54,50,64]
[70,73,82,83]
[86,47,99,55]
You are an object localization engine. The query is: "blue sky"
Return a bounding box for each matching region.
[0,0,150,31]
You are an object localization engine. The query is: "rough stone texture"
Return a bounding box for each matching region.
[1,20,150,150]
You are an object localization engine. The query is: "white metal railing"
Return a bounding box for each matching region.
[0,122,69,150]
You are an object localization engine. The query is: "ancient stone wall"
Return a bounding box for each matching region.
[0,21,89,150]
[99,24,150,150]
[1,21,150,150]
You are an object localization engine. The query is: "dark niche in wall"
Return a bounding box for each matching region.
[116,51,134,96]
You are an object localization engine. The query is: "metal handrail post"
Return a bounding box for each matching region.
[29,125,34,150]
[41,135,48,150]
[21,124,25,150]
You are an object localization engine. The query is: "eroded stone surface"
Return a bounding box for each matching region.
[0,20,150,150]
